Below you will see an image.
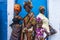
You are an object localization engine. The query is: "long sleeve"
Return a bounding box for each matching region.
[36,13,50,33]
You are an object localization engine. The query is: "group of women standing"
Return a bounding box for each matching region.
[10,1,56,40]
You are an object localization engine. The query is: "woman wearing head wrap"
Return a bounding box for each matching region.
[10,4,23,40]
[36,6,50,33]
[36,6,56,39]
[21,1,36,40]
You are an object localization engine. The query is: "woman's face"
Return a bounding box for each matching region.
[25,6,31,13]
[41,9,45,14]
[14,4,21,15]
[40,7,45,14]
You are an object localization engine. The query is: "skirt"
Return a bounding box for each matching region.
[35,36,45,40]
[10,24,22,40]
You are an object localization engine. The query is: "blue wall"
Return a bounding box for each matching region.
[16,0,48,18]
[0,0,7,40]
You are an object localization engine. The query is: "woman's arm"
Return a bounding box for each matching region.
[44,29,50,39]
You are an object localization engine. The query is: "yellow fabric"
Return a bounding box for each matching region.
[24,16,29,24]
[36,13,50,33]
[29,17,36,25]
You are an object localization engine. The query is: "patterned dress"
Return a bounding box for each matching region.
[21,12,36,40]
[36,13,50,33]
[35,27,45,40]
[10,17,22,40]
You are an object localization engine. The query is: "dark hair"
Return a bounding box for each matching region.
[24,1,32,9]
[40,9,45,13]
[39,6,45,13]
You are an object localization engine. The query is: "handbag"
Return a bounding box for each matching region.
[49,25,57,35]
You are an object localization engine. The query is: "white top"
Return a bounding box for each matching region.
[36,13,50,33]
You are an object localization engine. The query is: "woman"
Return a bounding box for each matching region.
[36,6,56,38]
[21,1,36,40]
[10,4,23,40]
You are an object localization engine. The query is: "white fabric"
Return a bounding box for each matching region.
[28,27,33,32]
[36,13,50,33]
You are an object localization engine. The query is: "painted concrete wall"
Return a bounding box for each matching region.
[48,0,60,40]
[16,0,47,18]
[0,0,7,40]
[7,0,14,40]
